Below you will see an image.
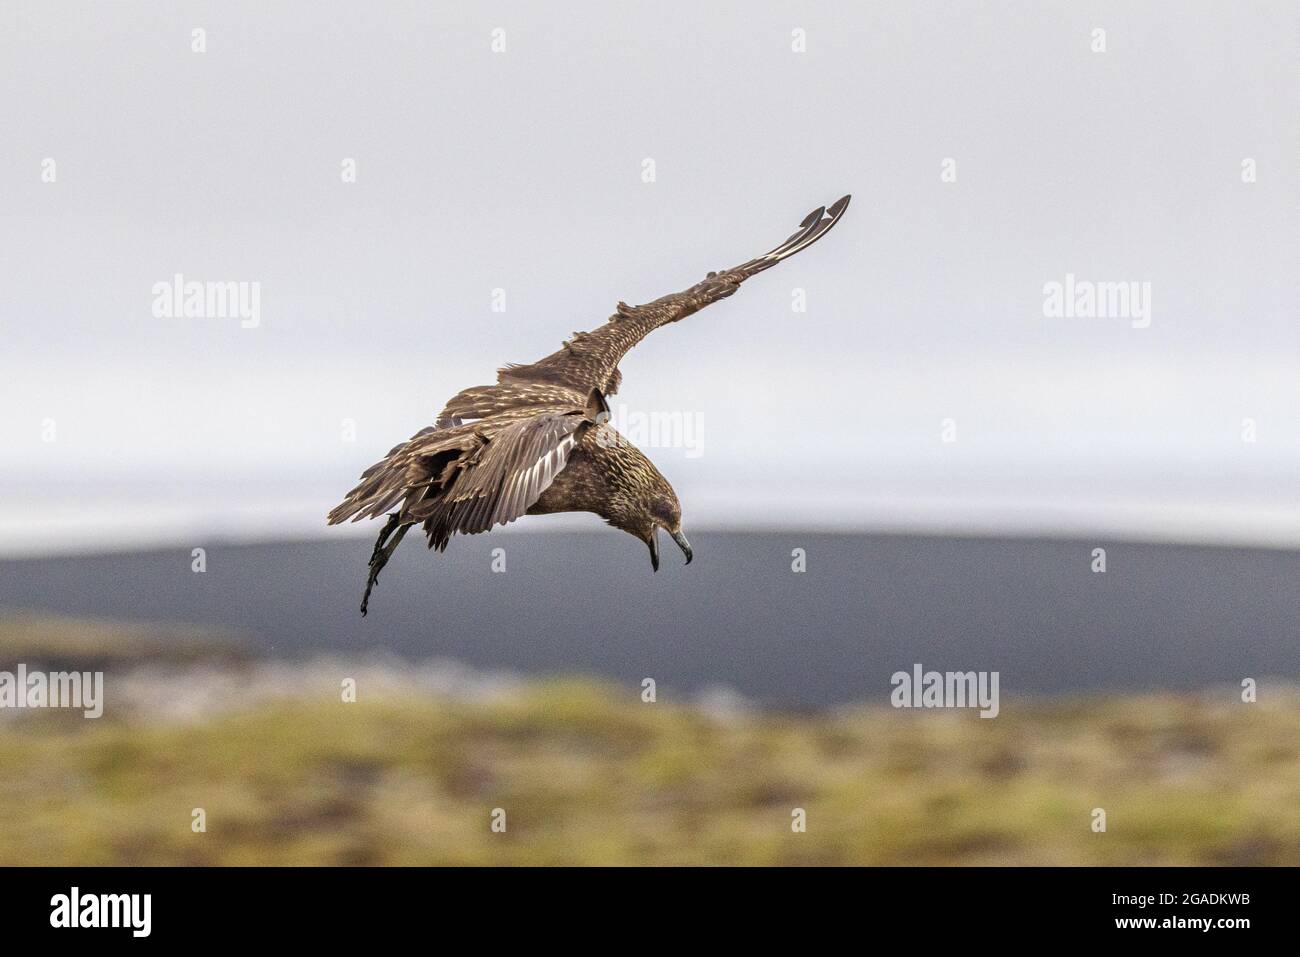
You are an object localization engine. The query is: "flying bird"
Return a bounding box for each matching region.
[329,195,851,614]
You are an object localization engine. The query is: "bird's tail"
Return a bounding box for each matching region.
[327,426,467,526]
[327,442,413,525]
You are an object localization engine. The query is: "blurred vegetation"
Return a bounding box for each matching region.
[0,615,1297,865]
[0,613,248,671]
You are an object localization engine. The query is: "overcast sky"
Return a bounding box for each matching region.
[2,2,1298,554]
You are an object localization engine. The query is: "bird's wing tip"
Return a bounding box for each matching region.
[798,205,827,229]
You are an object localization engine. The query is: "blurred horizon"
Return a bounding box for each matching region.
[6,473,1300,558]
[5,531,1297,705]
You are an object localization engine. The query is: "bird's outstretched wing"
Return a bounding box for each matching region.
[329,394,606,550]
[436,195,850,420]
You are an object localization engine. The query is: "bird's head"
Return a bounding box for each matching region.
[610,486,691,572]
[597,431,693,572]
[645,489,691,572]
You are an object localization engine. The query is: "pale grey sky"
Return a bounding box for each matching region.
[2,2,1298,553]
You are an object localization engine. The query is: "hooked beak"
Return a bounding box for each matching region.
[671,529,693,565]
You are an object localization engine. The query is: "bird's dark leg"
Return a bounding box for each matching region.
[368,512,401,566]
[361,514,410,617]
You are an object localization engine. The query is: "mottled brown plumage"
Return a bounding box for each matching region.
[329,195,850,614]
